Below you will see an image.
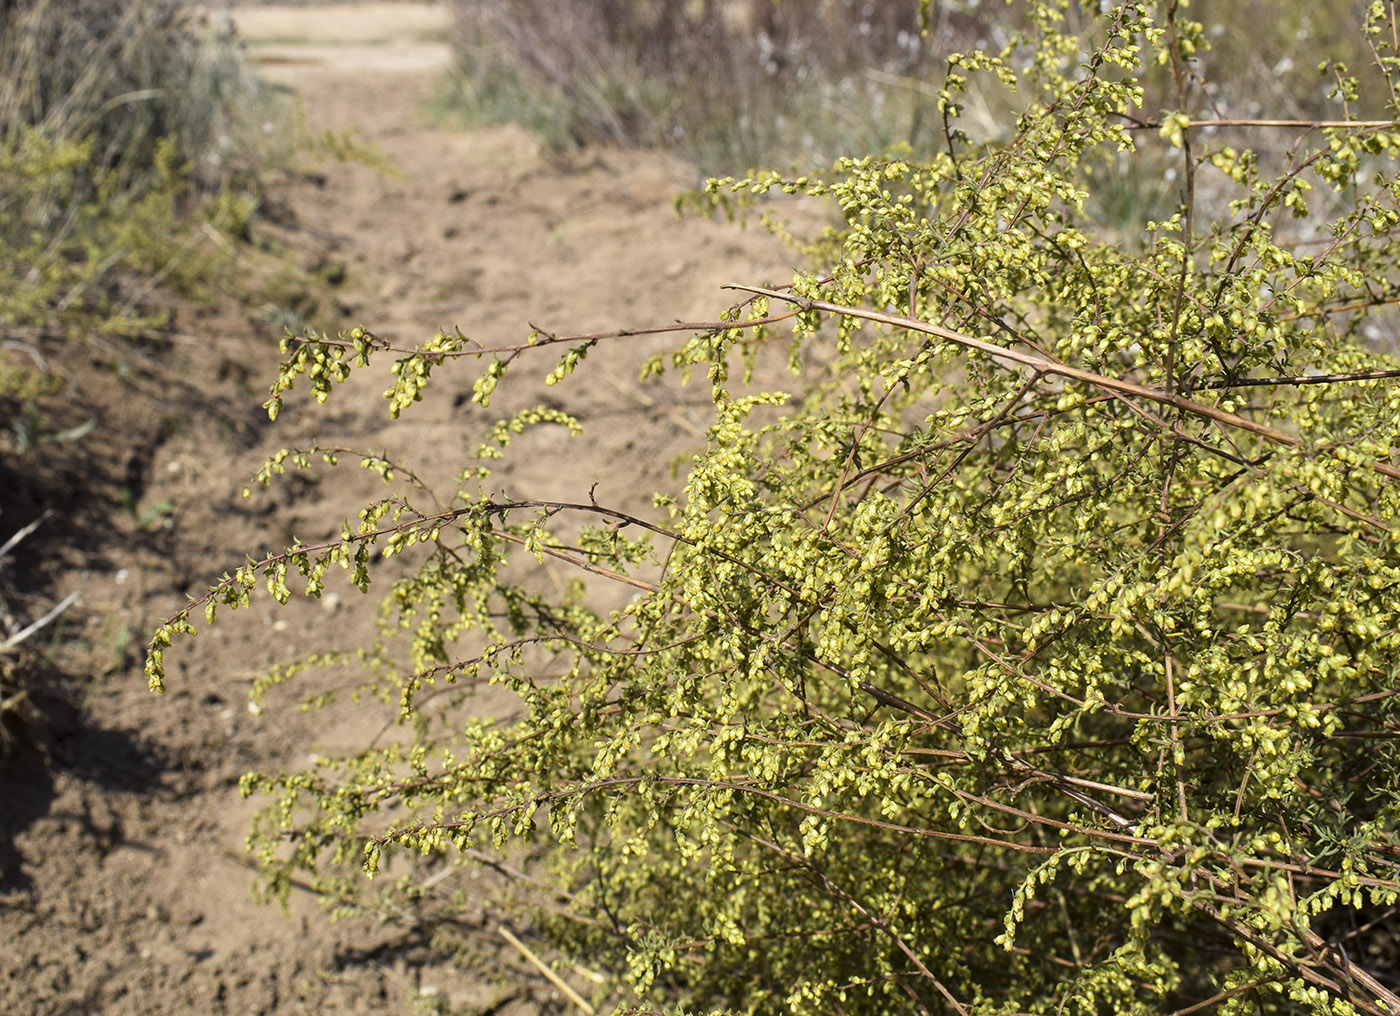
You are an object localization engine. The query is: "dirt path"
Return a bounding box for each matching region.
[2,5,804,1014]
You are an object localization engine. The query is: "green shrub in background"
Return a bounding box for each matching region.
[0,0,273,385]
[152,2,1400,1013]
[1190,0,1387,121]
[0,130,253,346]
[0,0,267,190]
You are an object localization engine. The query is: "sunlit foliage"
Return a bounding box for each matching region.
[153,3,1400,1013]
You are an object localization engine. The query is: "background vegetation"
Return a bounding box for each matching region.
[0,0,273,356]
[0,0,287,756]
[444,0,954,170]
[442,0,1391,176]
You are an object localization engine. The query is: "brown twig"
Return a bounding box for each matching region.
[1121,116,1399,130]
[723,285,1400,492]
[1196,368,1400,389]
[293,309,802,360]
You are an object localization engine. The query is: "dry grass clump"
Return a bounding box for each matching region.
[0,0,271,192]
[445,0,1391,177]
[0,0,294,364]
[445,0,990,171]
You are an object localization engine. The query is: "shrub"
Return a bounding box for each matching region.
[444,0,960,170]
[0,0,296,457]
[0,0,277,359]
[0,0,265,190]
[153,2,1400,1014]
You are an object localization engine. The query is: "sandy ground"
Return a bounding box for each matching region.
[1,4,808,1013]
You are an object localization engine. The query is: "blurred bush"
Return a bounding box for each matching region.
[0,0,265,190]
[444,0,1389,174]
[1190,0,1387,120]
[0,0,283,419]
[444,0,985,171]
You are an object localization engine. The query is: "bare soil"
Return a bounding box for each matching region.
[1,4,806,1013]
